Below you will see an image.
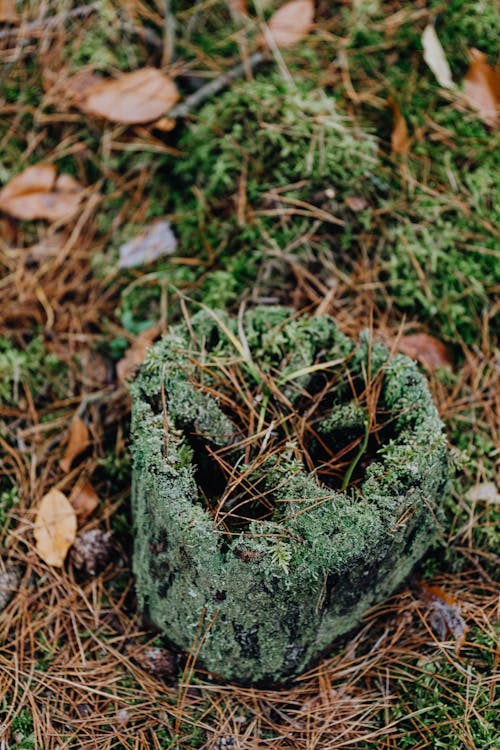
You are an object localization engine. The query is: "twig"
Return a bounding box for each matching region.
[167,51,265,119]
[0,3,100,42]
[161,0,176,67]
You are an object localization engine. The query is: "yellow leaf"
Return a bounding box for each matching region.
[267,0,314,49]
[0,0,19,23]
[80,68,179,124]
[34,489,77,567]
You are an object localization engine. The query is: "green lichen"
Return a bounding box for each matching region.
[131,307,449,684]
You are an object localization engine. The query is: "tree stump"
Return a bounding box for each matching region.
[131,307,448,684]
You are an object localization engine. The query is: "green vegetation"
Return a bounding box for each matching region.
[0,336,65,407]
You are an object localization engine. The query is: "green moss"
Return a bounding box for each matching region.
[0,336,65,407]
[131,307,449,683]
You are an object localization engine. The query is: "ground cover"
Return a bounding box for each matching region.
[0,1,498,748]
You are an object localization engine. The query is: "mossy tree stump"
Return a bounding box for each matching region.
[131,307,448,684]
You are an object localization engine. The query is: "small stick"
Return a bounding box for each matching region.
[161,0,176,67]
[167,50,265,119]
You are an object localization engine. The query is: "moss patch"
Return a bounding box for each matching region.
[131,307,449,684]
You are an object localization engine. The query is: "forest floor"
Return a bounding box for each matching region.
[0,1,498,748]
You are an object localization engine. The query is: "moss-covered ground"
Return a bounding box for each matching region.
[0,1,498,747]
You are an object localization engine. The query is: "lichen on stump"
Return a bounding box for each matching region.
[131,307,448,684]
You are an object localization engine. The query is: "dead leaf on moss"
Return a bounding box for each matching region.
[70,479,100,520]
[422,25,455,90]
[267,0,314,48]
[463,49,500,127]
[0,0,18,22]
[397,334,452,369]
[34,489,77,567]
[389,100,409,155]
[0,163,83,222]
[59,415,89,473]
[119,220,177,269]
[116,323,162,384]
[421,584,468,655]
[345,196,367,212]
[80,68,179,124]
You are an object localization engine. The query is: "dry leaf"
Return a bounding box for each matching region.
[421,584,468,655]
[80,68,179,124]
[227,0,248,15]
[34,489,77,567]
[59,415,89,473]
[397,333,452,369]
[390,100,409,156]
[466,481,500,504]
[463,49,500,127]
[0,0,19,23]
[422,25,455,90]
[119,220,177,269]
[116,323,162,384]
[0,163,83,222]
[267,0,314,48]
[345,196,367,212]
[63,70,103,104]
[70,479,100,520]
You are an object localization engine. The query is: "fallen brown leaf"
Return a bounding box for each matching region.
[70,479,100,521]
[345,196,367,212]
[421,584,469,655]
[119,220,177,269]
[463,49,500,127]
[0,0,19,23]
[0,163,83,222]
[59,415,89,473]
[227,0,248,15]
[34,489,77,567]
[422,24,455,90]
[80,68,179,124]
[266,0,314,48]
[116,323,162,384]
[397,333,452,369]
[390,100,409,156]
